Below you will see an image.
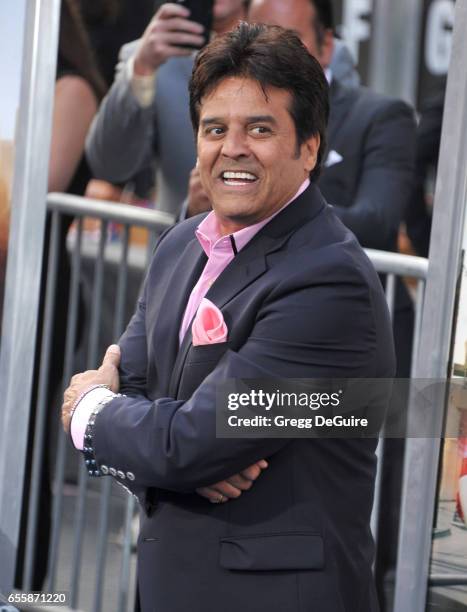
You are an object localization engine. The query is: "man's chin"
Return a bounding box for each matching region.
[212,199,258,221]
[212,204,263,231]
[211,182,261,207]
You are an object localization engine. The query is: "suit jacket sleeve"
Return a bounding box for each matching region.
[91,263,379,493]
[85,57,156,185]
[332,100,416,249]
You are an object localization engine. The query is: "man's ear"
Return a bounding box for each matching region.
[319,29,335,69]
[303,134,321,174]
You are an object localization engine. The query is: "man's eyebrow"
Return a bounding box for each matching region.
[200,115,278,126]
[246,115,277,125]
[201,117,223,126]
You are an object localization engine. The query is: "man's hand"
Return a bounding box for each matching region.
[187,167,212,217]
[133,3,206,76]
[196,460,268,503]
[61,344,121,434]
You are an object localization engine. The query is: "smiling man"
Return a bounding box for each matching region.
[63,24,394,612]
[196,76,318,230]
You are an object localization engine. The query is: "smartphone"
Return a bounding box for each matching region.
[175,0,214,49]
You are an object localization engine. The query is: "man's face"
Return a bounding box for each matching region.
[197,77,319,235]
[213,0,246,23]
[248,0,333,68]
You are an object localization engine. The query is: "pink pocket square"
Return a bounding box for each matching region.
[192,298,228,346]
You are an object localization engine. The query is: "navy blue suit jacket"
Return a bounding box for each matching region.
[92,184,395,612]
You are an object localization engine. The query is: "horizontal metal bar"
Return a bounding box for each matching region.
[46,196,428,280]
[428,574,467,586]
[365,248,429,279]
[47,193,174,231]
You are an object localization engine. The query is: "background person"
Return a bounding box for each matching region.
[85,0,249,216]
[405,81,446,258]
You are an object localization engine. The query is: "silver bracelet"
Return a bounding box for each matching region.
[83,392,124,477]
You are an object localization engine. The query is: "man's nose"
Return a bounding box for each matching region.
[221,130,251,159]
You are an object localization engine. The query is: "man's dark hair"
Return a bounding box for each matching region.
[189,22,329,181]
[310,0,334,48]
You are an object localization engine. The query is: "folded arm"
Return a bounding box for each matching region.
[71,275,376,492]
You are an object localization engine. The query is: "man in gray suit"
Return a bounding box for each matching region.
[85,1,249,216]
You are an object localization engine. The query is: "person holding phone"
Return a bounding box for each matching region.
[85,1,249,217]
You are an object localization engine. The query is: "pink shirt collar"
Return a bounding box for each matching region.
[178,178,310,345]
[195,178,310,257]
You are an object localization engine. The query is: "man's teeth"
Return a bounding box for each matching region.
[222,171,257,181]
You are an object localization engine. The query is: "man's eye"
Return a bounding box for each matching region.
[207,127,224,136]
[250,126,271,135]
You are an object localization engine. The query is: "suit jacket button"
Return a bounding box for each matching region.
[117,470,126,479]
[101,465,109,475]
[109,467,117,477]
[126,472,135,481]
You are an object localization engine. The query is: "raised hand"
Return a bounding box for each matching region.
[133,3,206,76]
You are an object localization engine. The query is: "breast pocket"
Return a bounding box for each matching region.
[177,341,231,400]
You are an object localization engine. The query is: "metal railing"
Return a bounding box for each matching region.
[21,194,173,612]
[365,249,428,544]
[19,194,429,612]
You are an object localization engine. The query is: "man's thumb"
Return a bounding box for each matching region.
[102,344,121,368]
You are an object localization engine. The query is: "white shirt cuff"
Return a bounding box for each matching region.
[126,55,156,108]
[70,387,117,450]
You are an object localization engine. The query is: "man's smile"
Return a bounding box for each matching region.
[220,170,259,186]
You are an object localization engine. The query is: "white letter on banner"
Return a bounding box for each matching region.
[342,0,372,63]
[425,0,454,75]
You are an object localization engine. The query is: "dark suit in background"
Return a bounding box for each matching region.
[405,87,446,258]
[320,79,416,377]
[91,185,395,612]
[321,80,416,255]
[318,80,416,608]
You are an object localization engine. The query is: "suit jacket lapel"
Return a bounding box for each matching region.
[206,184,326,310]
[168,184,326,398]
[154,237,207,393]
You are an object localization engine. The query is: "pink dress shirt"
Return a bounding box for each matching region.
[180,178,310,343]
[71,179,310,450]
